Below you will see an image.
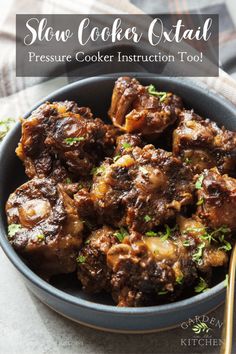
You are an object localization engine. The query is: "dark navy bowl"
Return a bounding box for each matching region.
[0,76,235,333]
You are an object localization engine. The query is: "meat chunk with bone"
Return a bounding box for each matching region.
[6,178,84,278]
[196,168,236,231]
[16,101,118,180]
[173,110,236,175]
[177,216,229,273]
[109,231,197,306]
[78,216,229,306]
[91,145,194,231]
[108,77,183,137]
[77,225,198,306]
[111,218,229,305]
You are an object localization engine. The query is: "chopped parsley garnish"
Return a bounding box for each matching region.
[8,224,22,238]
[148,85,167,102]
[176,274,184,285]
[215,225,231,234]
[195,174,204,190]
[122,142,132,149]
[205,225,231,245]
[84,239,91,245]
[76,255,86,264]
[157,290,168,295]
[144,215,152,222]
[184,225,231,247]
[113,155,121,162]
[183,240,191,247]
[219,241,232,252]
[145,231,157,237]
[218,235,232,252]
[64,137,85,145]
[78,184,83,190]
[200,232,217,243]
[194,277,208,293]
[145,224,176,240]
[0,118,15,140]
[184,157,191,164]
[36,234,45,241]
[114,227,128,242]
[160,224,171,241]
[65,178,72,184]
[197,197,204,206]
[91,165,106,176]
[192,242,205,264]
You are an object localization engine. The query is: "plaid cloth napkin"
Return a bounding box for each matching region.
[0,0,236,140]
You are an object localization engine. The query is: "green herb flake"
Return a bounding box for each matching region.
[183,240,191,247]
[192,243,205,264]
[184,226,216,243]
[122,142,132,149]
[197,197,204,206]
[194,277,208,293]
[64,137,85,145]
[91,165,106,176]
[76,255,86,264]
[65,178,72,184]
[113,155,121,162]
[207,226,231,245]
[195,174,204,190]
[157,290,168,295]
[84,239,91,245]
[184,157,191,164]
[36,234,45,241]
[224,274,229,288]
[0,118,15,140]
[200,231,217,244]
[8,224,22,238]
[145,231,157,237]
[144,215,152,222]
[147,85,167,102]
[114,227,128,243]
[145,224,175,240]
[176,274,184,285]
[219,240,232,252]
[160,224,171,241]
[216,225,231,235]
[185,225,231,246]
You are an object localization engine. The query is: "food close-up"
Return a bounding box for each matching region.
[5,77,235,307]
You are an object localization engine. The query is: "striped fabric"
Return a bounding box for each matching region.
[0,0,236,140]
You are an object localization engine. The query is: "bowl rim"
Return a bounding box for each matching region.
[0,75,233,315]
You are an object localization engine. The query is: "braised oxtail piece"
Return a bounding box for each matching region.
[16,101,119,180]
[108,77,183,137]
[77,216,230,307]
[196,168,236,231]
[6,178,84,278]
[91,144,194,231]
[173,110,236,176]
